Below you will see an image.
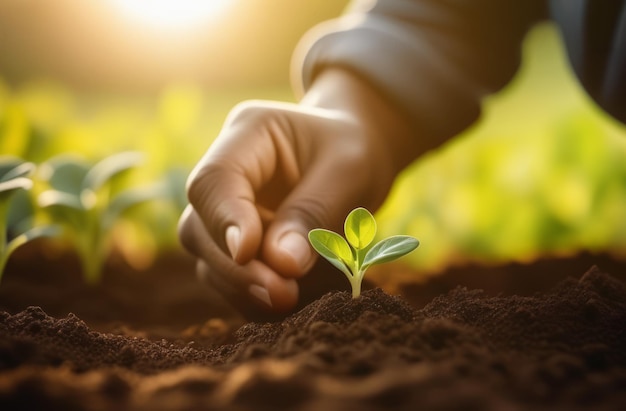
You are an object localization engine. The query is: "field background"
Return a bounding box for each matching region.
[1,1,625,278]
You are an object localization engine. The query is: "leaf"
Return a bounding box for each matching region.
[6,225,61,257]
[6,189,36,236]
[0,178,33,203]
[38,190,88,229]
[344,207,377,250]
[1,162,35,182]
[82,151,144,192]
[102,184,165,230]
[162,167,191,211]
[362,235,419,270]
[39,155,90,194]
[0,157,24,179]
[38,190,84,211]
[308,228,354,276]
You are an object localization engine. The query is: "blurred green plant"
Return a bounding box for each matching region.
[375,23,626,274]
[0,157,58,283]
[309,207,419,298]
[1,23,624,282]
[37,151,164,284]
[0,78,293,263]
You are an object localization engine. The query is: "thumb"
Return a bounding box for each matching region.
[262,156,368,278]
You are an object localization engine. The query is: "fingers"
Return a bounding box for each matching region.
[196,260,299,318]
[185,101,302,266]
[179,101,309,316]
[262,137,373,278]
[186,159,263,265]
[178,206,299,314]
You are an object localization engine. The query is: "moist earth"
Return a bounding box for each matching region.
[0,248,625,410]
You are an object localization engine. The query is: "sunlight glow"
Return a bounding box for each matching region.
[110,0,231,30]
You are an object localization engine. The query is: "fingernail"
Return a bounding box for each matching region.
[278,231,312,271]
[225,225,240,260]
[248,284,272,308]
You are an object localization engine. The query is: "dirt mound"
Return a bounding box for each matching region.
[1,265,626,410]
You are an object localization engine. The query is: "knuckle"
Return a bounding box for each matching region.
[186,164,221,208]
[227,100,277,127]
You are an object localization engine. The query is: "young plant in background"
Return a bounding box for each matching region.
[37,151,164,284]
[308,207,419,298]
[0,158,59,283]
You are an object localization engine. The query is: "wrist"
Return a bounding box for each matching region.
[299,68,420,176]
[300,68,416,176]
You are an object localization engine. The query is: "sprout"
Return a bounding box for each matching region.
[308,207,419,298]
[0,158,59,283]
[37,151,164,284]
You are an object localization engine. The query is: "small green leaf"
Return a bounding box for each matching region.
[1,162,35,182]
[6,225,61,256]
[38,190,88,230]
[0,157,24,179]
[39,155,90,194]
[308,207,420,299]
[103,184,165,230]
[6,189,36,236]
[308,228,354,276]
[82,151,144,192]
[38,190,84,211]
[344,207,376,250]
[0,178,33,202]
[362,235,419,270]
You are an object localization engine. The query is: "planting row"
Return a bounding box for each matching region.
[0,151,183,284]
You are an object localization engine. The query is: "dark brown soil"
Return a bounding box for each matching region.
[1,244,626,410]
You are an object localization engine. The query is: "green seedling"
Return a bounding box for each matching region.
[308,207,419,298]
[37,151,163,284]
[0,158,59,283]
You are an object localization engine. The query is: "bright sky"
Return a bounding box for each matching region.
[109,0,232,31]
[0,0,349,90]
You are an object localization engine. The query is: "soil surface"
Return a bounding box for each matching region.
[1,244,626,410]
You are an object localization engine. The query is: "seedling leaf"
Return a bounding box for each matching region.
[0,178,33,202]
[39,155,90,194]
[6,225,61,256]
[38,190,88,228]
[362,235,420,270]
[6,190,35,236]
[36,152,162,284]
[0,159,62,284]
[344,207,376,249]
[308,207,419,298]
[308,228,353,276]
[1,162,35,182]
[0,157,24,177]
[38,190,85,211]
[82,151,144,192]
[103,184,166,230]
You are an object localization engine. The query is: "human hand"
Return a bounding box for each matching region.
[178,69,418,317]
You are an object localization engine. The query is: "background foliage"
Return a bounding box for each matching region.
[0,21,625,276]
[377,23,626,273]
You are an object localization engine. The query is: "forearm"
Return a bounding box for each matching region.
[293,0,547,142]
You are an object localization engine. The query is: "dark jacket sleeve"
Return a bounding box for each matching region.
[550,0,626,124]
[292,0,547,140]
